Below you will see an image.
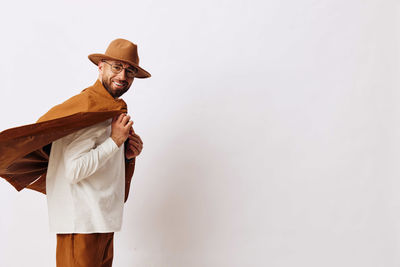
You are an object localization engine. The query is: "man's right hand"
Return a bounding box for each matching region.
[111,113,133,147]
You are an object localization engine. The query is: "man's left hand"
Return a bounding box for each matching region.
[125,127,143,159]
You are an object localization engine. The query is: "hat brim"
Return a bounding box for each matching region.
[88,53,151,79]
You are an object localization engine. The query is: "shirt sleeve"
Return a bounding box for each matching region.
[63,123,120,184]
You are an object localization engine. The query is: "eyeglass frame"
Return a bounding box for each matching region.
[101,60,138,78]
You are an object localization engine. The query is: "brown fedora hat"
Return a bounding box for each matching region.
[88,38,151,79]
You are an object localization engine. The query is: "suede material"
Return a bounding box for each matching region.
[0,80,136,202]
[88,38,151,79]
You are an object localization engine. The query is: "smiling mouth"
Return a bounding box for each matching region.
[113,81,126,88]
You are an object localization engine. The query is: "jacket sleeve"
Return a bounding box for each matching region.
[63,125,119,184]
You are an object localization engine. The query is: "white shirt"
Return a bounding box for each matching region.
[46,119,125,233]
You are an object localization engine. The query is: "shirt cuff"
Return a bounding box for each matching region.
[104,136,119,154]
[108,137,119,150]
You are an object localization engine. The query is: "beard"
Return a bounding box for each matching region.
[101,77,131,98]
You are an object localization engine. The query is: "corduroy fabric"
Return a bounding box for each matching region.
[0,80,136,202]
[56,232,114,267]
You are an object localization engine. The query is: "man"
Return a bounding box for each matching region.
[0,38,150,266]
[46,38,151,267]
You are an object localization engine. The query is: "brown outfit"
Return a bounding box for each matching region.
[0,80,137,266]
[56,233,114,267]
[0,80,135,202]
[0,38,151,267]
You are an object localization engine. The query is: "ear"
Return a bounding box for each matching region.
[98,61,105,77]
[98,61,104,71]
[97,61,104,80]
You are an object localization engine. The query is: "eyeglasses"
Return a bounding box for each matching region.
[102,60,138,78]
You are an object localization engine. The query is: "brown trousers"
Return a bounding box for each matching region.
[56,233,114,267]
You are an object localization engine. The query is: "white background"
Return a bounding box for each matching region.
[0,0,400,266]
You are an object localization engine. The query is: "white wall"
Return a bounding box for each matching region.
[0,0,400,266]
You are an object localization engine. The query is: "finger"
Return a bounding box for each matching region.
[112,115,119,123]
[128,138,142,148]
[117,113,126,123]
[132,134,143,144]
[128,131,136,138]
[128,134,142,145]
[125,120,133,129]
[129,139,142,149]
[128,135,140,142]
[113,113,125,123]
[127,145,139,156]
[121,115,131,125]
[128,142,141,153]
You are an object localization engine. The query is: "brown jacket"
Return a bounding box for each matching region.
[0,80,136,202]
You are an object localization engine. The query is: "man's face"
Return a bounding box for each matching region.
[98,60,136,98]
